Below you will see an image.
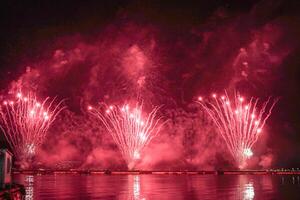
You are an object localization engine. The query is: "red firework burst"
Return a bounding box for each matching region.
[0,92,65,162]
[88,103,166,169]
[197,92,278,169]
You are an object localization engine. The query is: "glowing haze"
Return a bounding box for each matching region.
[197,92,278,169]
[0,0,298,170]
[0,92,65,163]
[88,103,166,169]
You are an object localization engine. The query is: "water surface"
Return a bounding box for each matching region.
[13,174,300,200]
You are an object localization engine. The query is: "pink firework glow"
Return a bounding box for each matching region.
[197,92,277,169]
[88,103,166,169]
[0,92,65,162]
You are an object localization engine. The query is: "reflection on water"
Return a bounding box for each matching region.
[281,176,300,185]
[238,175,255,200]
[13,174,300,200]
[25,175,34,200]
[243,182,254,200]
[133,176,142,200]
[126,175,146,200]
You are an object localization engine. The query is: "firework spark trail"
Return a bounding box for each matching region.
[0,92,65,161]
[197,92,277,168]
[88,103,165,169]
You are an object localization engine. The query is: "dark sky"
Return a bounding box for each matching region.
[0,0,263,67]
[1,0,300,168]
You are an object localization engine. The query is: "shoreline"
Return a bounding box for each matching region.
[12,170,300,175]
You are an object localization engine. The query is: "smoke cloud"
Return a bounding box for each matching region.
[1,0,299,169]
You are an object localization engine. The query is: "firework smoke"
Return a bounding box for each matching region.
[88,103,166,169]
[197,92,277,169]
[0,92,65,163]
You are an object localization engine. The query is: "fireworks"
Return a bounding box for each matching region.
[88,103,165,169]
[197,92,277,169]
[0,92,65,162]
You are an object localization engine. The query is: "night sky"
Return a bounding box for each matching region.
[0,0,300,169]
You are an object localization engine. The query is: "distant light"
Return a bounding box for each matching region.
[139,132,146,142]
[198,96,203,101]
[133,151,140,160]
[243,148,253,157]
[87,106,93,110]
[212,94,217,98]
[257,128,262,133]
